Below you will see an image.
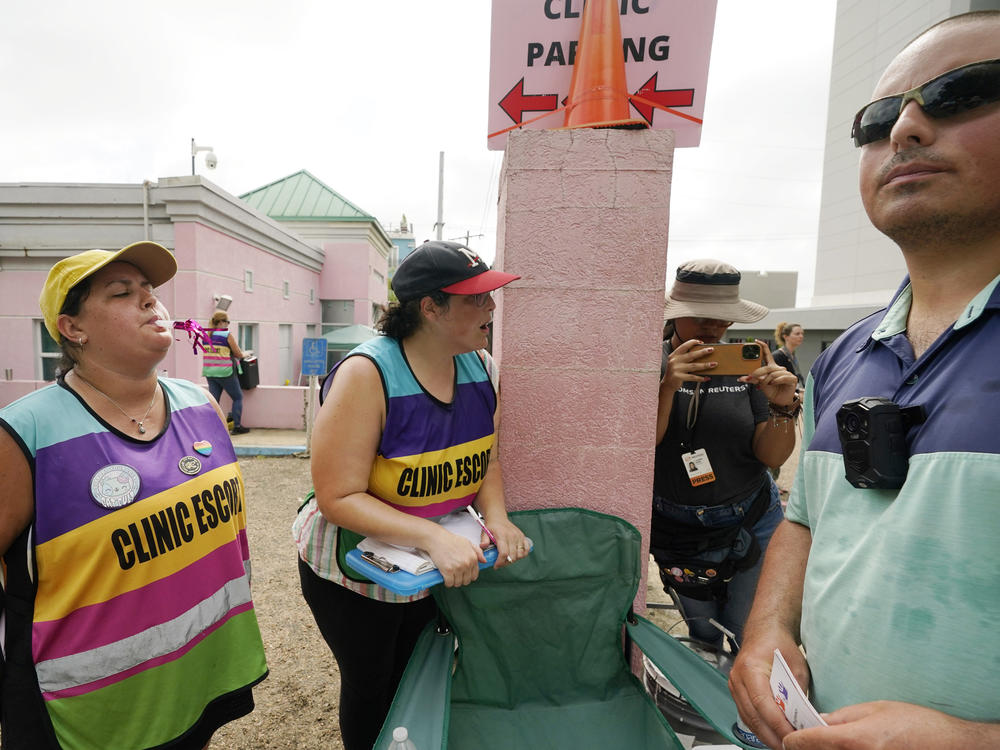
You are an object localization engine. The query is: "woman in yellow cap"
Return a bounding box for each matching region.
[0,243,267,749]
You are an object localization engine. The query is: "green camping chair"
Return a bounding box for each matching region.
[374,508,756,750]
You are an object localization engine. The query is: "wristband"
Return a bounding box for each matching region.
[769,393,802,420]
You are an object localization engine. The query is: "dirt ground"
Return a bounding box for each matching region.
[211,430,800,749]
[211,454,342,750]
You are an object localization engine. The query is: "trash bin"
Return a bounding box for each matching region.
[238,356,259,390]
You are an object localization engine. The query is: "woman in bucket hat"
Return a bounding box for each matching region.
[293,240,529,750]
[0,243,267,749]
[649,259,800,652]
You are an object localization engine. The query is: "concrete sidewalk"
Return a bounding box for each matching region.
[229,428,308,456]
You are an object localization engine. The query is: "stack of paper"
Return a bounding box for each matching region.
[356,510,487,575]
[355,539,436,575]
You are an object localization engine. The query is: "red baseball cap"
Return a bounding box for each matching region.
[392,241,520,302]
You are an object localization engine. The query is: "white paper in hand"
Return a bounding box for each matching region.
[355,537,436,575]
[355,510,490,576]
[769,649,828,730]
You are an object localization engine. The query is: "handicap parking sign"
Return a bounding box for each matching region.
[302,338,328,376]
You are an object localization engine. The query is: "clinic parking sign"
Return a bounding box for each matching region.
[488,0,718,149]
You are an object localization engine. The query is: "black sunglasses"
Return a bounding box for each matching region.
[850,58,1000,147]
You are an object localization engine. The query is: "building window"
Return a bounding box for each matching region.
[238,323,258,355]
[309,288,315,304]
[283,280,290,299]
[278,324,292,385]
[37,321,61,381]
[373,269,385,284]
[244,270,254,292]
[321,299,354,326]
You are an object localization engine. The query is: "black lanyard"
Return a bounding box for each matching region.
[674,381,706,454]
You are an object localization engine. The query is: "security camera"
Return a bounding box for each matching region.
[204,151,218,169]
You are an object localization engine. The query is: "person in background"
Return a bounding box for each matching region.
[651,260,799,651]
[293,241,530,750]
[728,12,1000,749]
[769,323,806,484]
[202,309,250,434]
[771,322,805,392]
[0,242,268,749]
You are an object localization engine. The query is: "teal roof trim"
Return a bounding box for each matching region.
[240,169,375,222]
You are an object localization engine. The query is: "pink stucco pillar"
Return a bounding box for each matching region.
[493,128,674,606]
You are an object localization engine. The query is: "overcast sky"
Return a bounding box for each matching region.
[2,0,836,305]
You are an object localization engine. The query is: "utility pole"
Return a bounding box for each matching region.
[434,151,444,240]
[450,231,485,248]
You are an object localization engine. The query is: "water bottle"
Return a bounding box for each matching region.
[388,726,417,750]
[732,717,768,749]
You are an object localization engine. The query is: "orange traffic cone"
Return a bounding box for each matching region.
[561,0,647,130]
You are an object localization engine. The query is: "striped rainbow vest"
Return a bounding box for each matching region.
[322,335,497,517]
[294,336,497,600]
[0,378,267,749]
[201,329,234,377]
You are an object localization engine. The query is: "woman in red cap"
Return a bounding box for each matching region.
[294,240,529,750]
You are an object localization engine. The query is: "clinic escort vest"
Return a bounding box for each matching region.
[202,329,235,377]
[0,378,267,749]
[327,335,498,517]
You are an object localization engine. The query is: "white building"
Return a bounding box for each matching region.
[812,0,998,307]
[741,0,999,375]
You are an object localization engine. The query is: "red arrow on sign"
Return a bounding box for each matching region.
[499,78,559,124]
[631,73,695,126]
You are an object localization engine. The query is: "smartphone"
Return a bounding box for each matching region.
[689,342,763,376]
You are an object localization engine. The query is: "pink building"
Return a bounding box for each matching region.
[0,171,391,427]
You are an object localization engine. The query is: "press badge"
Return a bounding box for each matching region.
[682,449,716,487]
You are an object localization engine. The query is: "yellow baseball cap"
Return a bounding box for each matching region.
[39,241,178,342]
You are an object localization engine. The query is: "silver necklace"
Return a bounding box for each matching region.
[73,371,159,434]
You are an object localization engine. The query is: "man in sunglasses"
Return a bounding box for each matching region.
[728,11,1000,749]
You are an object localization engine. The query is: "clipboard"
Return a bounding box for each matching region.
[345,546,500,596]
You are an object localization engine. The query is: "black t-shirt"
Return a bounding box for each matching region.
[654,340,769,506]
[773,347,804,388]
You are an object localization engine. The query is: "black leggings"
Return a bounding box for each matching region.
[297,558,437,750]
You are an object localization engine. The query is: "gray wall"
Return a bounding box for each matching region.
[811,0,994,307]
[729,304,883,381]
[738,271,797,310]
